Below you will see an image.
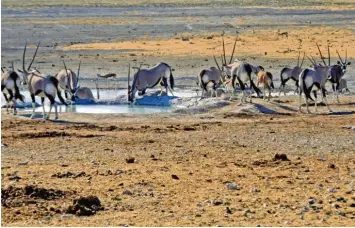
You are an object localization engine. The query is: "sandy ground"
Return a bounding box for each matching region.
[2,1,355,226]
[1,95,355,226]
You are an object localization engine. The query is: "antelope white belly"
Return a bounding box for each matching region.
[5,79,14,90]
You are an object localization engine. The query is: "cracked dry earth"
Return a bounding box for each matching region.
[1,105,355,226]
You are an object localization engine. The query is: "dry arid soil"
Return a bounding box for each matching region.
[1,96,355,226]
[2,0,355,226]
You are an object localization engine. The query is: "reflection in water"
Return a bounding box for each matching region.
[33,104,170,114]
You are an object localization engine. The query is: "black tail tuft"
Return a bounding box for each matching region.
[250,80,262,97]
[50,76,68,106]
[301,69,314,101]
[169,68,174,90]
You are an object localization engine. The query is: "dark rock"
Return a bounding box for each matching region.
[273,153,290,161]
[125,157,135,163]
[66,196,104,216]
[328,163,336,169]
[226,207,232,214]
[171,174,179,180]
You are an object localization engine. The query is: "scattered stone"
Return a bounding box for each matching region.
[328,163,336,169]
[24,185,67,200]
[250,187,260,193]
[122,190,133,196]
[308,198,316,205]
[125,157,135,163]
[336,197,346,203]
[328,187,336,193]
[332,203,341,209]
[273,153,290,161]
[171,174,179,180]
[318,158,327,162]
[349,203,355,207]
[226,183,240,190]
[226,207,232,214]
[52,171,87,179]
[243,209,251,216]
[212,199,223,206]
[66,196,104,216]
[181,37,189,41]
[115,169,124,175]
[336,211,345,216]
[18,161,28,166]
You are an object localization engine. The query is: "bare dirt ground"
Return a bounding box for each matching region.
[1,96,355,226]
[2,0,355,226]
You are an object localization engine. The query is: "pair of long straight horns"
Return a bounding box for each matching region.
[297,51,306,68]
[23,42,40,72]
[336,49,348,65]
[306,54,318,65]
[213,32,238,71]
[62,59,81,85]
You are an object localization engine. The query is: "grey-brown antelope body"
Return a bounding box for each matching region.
[20,43,68,120]
[55,60,81,102]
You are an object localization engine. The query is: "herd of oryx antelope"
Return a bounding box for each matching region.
[1,36,352,119]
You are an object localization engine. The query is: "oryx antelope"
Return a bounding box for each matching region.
[1,62,25,114]
[298,53,332,114]
[197,67,223,98]
[75,87,95,100]
[55,60,81,102]
[212,34,239,92]
[328,48,351,102]
[256,70,274,101]
[230,62,263,104]
[127,62,174,102]
[279,51,305,95]
[21,43,68,119]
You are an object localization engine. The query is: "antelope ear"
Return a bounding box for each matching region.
[347,62,351,65]
[337,61,341,64]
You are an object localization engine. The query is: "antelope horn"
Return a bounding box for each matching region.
[306,55,315,65]
[27,42,40,71]
[23,42,27,72]
[1,67,4,73]
[327,44,330,66]
[128,62,131,88]
[213,54,221,71]
[310,55,317,65]
[345,49,347,63]
[229,36,238,64]
[63,60,69,78]
[336,49,344,64]
[220,55,225,67]
[11,61,14,71]
[300,52,305,68]
[222,33,227,66]
[76,60,81,85]
[297,51,300,67]
[316,43,327,66]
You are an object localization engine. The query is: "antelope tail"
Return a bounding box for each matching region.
[270,82,275,90]
[250,80,262,97]
[49,76,68,106]
[169,67,174,90]
[300,69,314,101]
[280,68,287,86]
[199,70,207,91]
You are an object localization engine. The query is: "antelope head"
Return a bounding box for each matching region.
[336,49,351,75]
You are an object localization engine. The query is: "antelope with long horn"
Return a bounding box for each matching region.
[55,59,81,102]
[230,62,263,104]
[298,44,333,114]
[20,43,68,119]
[328,48,351,102]
[279,51,305,96]
[1,61,25,115]
[127,62,174,103]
